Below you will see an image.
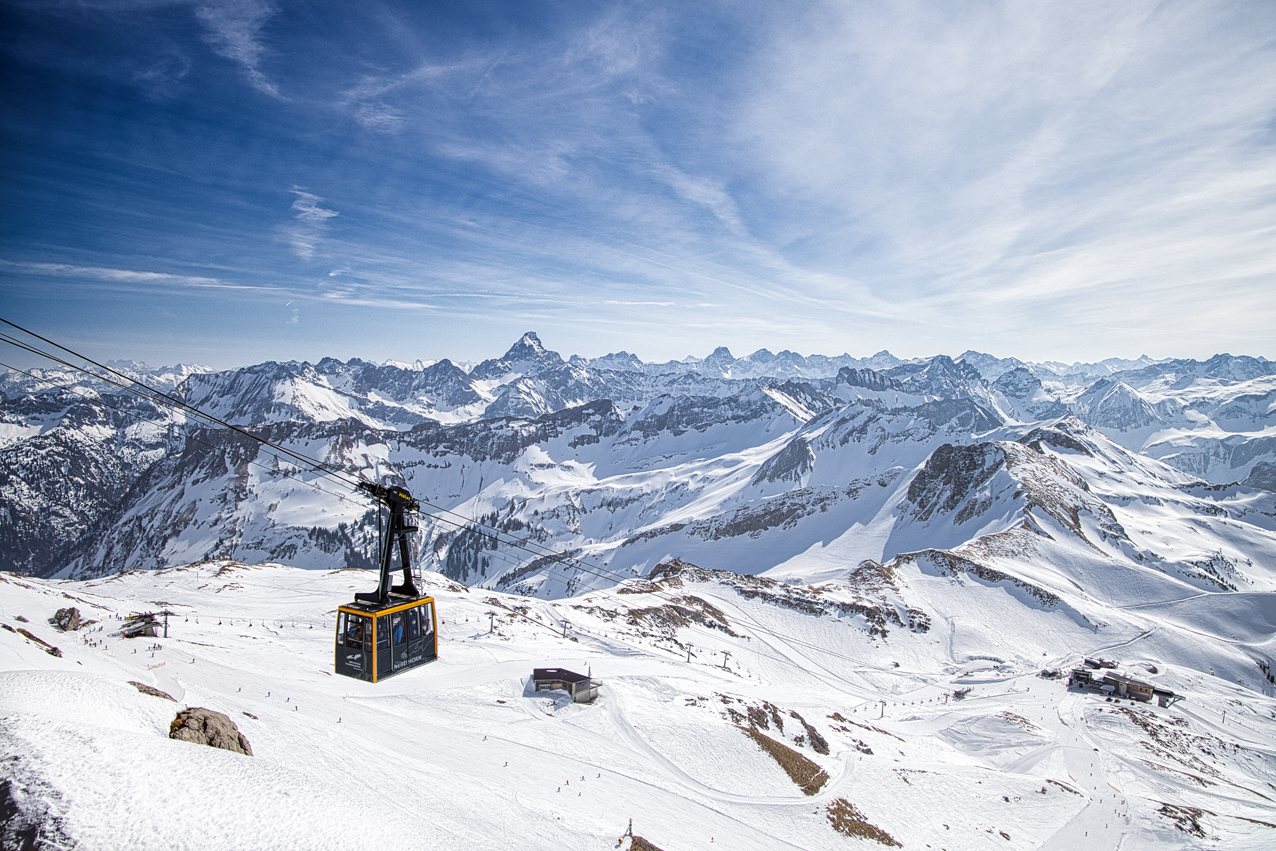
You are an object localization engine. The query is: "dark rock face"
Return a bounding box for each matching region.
[994,367,1068,420]
[753,438,816,485]
[905,443,1006,523]
[836,367,903,392]
[53,607,81,631]
[1244,461,1276,492]
[0,393,175,577]
[889,355,987,399]
[766,380,833,415]
[628,391,787,439]
[1019,421,1094,456]
[0,757,75,851]
[993,366,1041,399]
[169,708,253,756]
[904,399,1003,433]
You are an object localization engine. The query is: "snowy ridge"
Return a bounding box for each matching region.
[4,336,1276,596]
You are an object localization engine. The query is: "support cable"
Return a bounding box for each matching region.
[0,319,909,680]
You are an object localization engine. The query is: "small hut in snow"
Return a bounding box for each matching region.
[532,668,599,703]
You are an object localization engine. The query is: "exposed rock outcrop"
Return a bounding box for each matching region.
[53,607,81,631]
[0,758,75,851]
[168,708,253,756]
[129,681,176,701]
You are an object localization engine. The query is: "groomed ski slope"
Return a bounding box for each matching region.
[3,561,1274,850]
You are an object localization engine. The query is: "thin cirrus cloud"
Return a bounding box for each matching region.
[1,0,1273,368]
[192,0,282,98]
[3,261,231,291]
[282,191,339,261]
[733,0,1276,356]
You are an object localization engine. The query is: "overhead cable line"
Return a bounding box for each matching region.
[0,358,371,513]
[0,320,368,493]
[0,319,907,682]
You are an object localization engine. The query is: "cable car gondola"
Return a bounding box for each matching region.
[334,482,437,683]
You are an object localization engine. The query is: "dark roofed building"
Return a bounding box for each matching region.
[532,667,599,703]
[1100,672,1154,702]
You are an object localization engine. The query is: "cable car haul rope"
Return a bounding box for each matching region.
[1,316,900,692]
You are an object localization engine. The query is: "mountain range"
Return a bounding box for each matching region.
[4,333,1276,847]
[3,333,1273,591]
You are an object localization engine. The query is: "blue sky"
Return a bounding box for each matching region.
[2,0,1275,370]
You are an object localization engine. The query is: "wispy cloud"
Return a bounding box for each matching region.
[725,0,1276,357]
[354,102,405,133]
[3,261,230,289]
[193,0,282,98]
[651,165,747,237]
[283,190,339,260]
[131,49,192,100]
[9,1,1275,366]
[604,300,675,307]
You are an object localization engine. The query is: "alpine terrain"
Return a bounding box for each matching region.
[2,334,1274,849]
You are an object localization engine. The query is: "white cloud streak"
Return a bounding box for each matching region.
[731,0,1276,357]
[284,190,339,260]
[4,260,230,289]
[194,0,281,98]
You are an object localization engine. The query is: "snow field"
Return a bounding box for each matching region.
[4,560,1276,849]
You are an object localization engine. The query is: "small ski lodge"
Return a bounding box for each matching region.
[532,668,599,703]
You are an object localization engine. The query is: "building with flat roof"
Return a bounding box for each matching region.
[1101,672,1155,702]
[532,667,599,703]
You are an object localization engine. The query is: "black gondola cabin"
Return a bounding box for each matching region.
[335,597,437,682]
[334,481,438,682]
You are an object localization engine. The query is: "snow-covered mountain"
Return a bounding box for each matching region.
[3,335,1275,588]
[3,334,1276,848]
[0,359,212,397]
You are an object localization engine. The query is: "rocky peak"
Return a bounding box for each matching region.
[992,366,1042,398]
[956,351,1025,381]
[470,332,565,381]
[587,351,645,373]
[890,355,987,399]
[507,331,547,359]
[704,346,735,366]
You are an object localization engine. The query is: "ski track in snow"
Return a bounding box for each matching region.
[2,562,1275,850]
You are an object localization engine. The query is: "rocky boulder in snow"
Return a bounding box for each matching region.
[52,607,81,631]
[168,708,253,756]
